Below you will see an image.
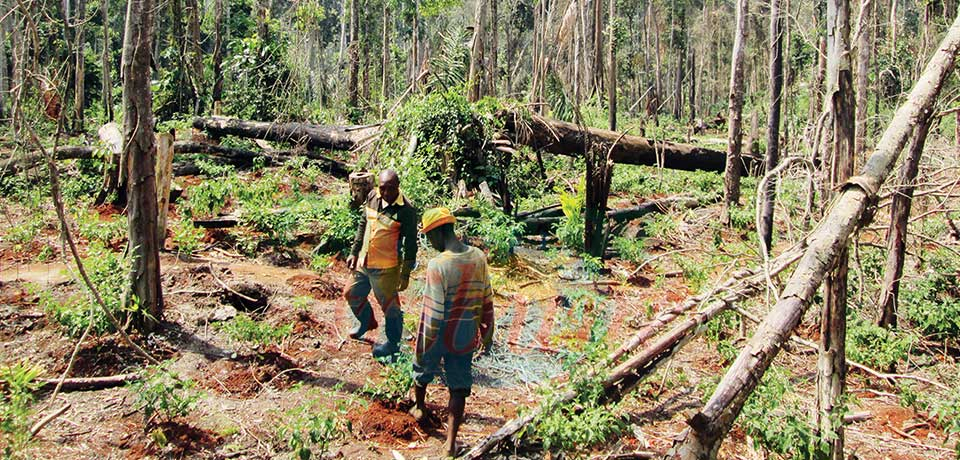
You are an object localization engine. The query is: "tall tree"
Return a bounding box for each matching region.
[592,0,604,94]
[101,0,113,120]
[722,0,748,223]
[121,0,162,331]
[381,2,390,112]
[212,0,224,107]
[877,112,933,329]
[817,0,855,455]
[489,0,498,96]
[185,0,203,113]
[854,0,871,158]
[72,0,86,132]
[347,0,360,115]
[759,0,784,254]
[607,0,616,130]
[468,0,487,102]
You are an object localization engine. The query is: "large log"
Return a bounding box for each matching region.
[37,373,141,392]
[192,116,378,151]
[0,146,94,177]
[500,111,760,174]
[671,14,960,460]
[192,115,748,174]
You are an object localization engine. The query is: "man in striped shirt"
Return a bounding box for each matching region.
[410,207,495,457]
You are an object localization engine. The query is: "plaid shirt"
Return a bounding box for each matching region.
[415,246,495,358]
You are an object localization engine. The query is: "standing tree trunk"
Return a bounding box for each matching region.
[817,0,855,456]
[584,140,613,258]
[380,3,390,114]
[808,36,827,144]
[185,0,203,114]
[347,0,360,115]
[212,0,224,107]
[759,0,784,254]
[411,0,420,91]
[121,0,162,331]
[593,0,604,95]
[100,0,113,120]
[651,1,662,125]
[73,0,86,132]
[888,0,897,55]
[673,10,686,121]
[854,0,871,159]
[607,0,616,130]
[467,0,487,102]
[489,0,498,97]
[170,0,187,113]
[722,0,749,223]
[688,48,696,123]
[878,112,932,329]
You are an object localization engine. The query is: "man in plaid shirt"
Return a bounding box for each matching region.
[410,207,495,457]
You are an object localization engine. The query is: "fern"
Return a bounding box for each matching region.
[427,26,469,93]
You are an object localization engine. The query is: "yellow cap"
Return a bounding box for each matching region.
[421,207,456,234]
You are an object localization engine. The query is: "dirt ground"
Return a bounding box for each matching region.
[1,180,958,459]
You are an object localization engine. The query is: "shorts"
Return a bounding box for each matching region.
[412,346,474,396]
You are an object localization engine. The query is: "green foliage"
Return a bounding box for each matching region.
[222,35,293,120]
[360,351,414,404]
[462,199,524,264]
[525,319,626,454]
[37,243,133,336]
[901,249,960,339]
[727,204,754,230]
[555,182,585,251]
[131,364,202,423]
[183,176,236,219]
[219,313,293,347]
[738,366,829,459]
[899,383,960,455]
[674,254,707,293]
[611,235,646,263]
[366,89,484,206]
[276,402,351,460]
[298,195,359,255]
[0,362,43,459]
[75,207,127,246]
[241,204,299,246]
[309,254,333,274]
[172,219,205,256]
[425,26,469,93]
[846,319,916,371]
[644,213,679,240]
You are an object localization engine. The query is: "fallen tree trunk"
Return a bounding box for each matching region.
[37,373,141,392]
[672,14,960,459]
[192,116,378,151]
[500,111,761,174]
[459,244,806,460]
[192,115,748,174]
[1,141,353,179]
[522,196,701,232]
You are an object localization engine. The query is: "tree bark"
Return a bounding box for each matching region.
[722,0,749,223]
[759,0,784,255]
[489,0,498,96]
[607,0,616,130]
[593,0,604,95]
[73,0,86,132]
[185,0,203,114]
[212,0,224,108]
[347,0,360,113]
[155,131,175,246]
[854,0,871,159]
[467,0,486,102]
[380,4,390,111]
[584,140,613,257]
[672,14,960,458]
[192,116,378,151]
[122,0,162,331]
[878,112,933,328]
[100,0,113,121]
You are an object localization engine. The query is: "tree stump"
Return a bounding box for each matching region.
[349,171,374,207]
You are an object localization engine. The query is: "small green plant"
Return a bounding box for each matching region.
[37,243,133,336]
[131,364,202,424]
[463,199,525,264]
[172,219,205,256]
[276,402,351,459]
[75,208,127,246]
[555,182,585,251]
[291,296,313,312]
[309,254,333,273]
[0,361,43,459]
[241,203,299,246]
[299,195,358,255]
[738,366,828,459]
[360,351,414,404]
[675,254,708,293]
[611,236,646,264]
[183,175,236,218]
[846,319,916,371]
[901,249,960,340]
[219,313,293,347]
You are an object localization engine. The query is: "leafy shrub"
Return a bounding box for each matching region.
[846,319,916,371]
[75,208,127,246]
[0,361,43,459]
[555,183,585,251]
[219,313,293,347]
[738,366,828,459]
[131,364,202,423]
[37,243,132,336]
[360,351,414,404]
[462,199,524,264]
[298,195,358,255]
[276,402,351,460]
[172,220,205,256]
[901,249,960,339]
[611,236,646,263]
[183,177,235,218]
[241,203,299,246]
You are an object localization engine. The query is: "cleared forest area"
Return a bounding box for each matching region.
[2,0,960,459]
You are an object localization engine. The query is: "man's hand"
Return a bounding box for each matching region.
[398,275,410,292]
[346,255,356,271]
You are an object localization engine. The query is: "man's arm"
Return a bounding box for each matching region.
[398,205,419,287]
[348,193,372,265]
[479,265,495,351]
[415,261,445,361]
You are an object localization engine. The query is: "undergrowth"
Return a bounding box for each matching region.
[0,361,43,459]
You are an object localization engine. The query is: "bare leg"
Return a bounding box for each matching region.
[445,392,466,457]
[410,384,429,423]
